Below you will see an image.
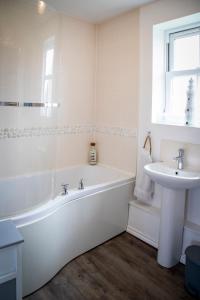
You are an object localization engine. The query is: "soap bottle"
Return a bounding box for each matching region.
[89,142,97,165]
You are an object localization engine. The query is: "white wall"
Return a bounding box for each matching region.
[139,0,200,159]
[95,10,139,173]
[127,0,200,254]
[138,0,200,220]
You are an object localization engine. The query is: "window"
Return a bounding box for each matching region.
[152,13,200,128]
[165,25,200,126]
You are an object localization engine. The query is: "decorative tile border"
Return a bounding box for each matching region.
[95,126,137,137]
[0,125,137,139]
[0,125,95,139]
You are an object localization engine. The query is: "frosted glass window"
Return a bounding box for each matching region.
[193,75,200,126]
[173,34,200,71]
[168,75,197,120]
[164,25,200,127]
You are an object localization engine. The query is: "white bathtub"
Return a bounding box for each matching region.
[0,165,135,296]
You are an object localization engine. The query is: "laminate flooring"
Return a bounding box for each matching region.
[25,232,194,300]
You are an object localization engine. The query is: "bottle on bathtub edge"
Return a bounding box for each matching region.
[89,142,97,165]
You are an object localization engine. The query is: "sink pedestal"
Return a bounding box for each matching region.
[144,162,200,268]
[158,188,186,268]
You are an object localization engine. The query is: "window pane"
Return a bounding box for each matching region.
[45,48,54,76]
[173,34,199,71]
[193,75,200,127]
[169,75,196,124]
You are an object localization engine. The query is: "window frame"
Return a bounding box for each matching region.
[164,23,200,124]
[168,26,200,72]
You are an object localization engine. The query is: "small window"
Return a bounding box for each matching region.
[165,25,200,126]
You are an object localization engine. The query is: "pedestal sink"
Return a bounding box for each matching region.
[144,162,200,268]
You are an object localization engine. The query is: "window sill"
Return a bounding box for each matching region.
[152,119,200,129]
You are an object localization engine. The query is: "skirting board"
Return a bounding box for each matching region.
[127,225,200,265]
[127,225,158,249]
[128,200,200,266]
[127,225,186,265]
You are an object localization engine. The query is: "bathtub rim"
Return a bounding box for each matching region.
[0,163,134,182]
[1,177,135,228]
[0,163,135,223]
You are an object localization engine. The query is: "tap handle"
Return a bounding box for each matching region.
[78,178,84,189]
[178,148,184,156]
[61,183,69,194]
[173,148,184,160]
[61,183,69,188]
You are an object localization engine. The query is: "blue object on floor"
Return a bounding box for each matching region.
[185,245,200,297]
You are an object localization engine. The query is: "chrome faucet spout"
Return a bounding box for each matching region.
[173,148,184,170]
[78,178,84,190]
[61,184,69,195]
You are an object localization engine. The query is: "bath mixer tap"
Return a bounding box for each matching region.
[61,184,69,195]
[78,178,84,190]
[174,148,184,170]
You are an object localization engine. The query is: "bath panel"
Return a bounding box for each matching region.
[0,165,134,296]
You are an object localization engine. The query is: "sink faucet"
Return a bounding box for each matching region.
[61,184,69,195]
[174,148,184,170]
[78,178,84,190]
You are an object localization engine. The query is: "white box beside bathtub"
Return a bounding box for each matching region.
[127,200,160,248]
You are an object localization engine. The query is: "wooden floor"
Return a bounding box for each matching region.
[25,233,194,300]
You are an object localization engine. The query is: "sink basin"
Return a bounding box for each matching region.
[144,162,200,268]
[144,162,200,189]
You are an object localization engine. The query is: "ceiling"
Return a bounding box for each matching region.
[44,0,155,23]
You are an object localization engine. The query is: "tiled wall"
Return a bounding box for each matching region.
[0,0,95,178]
[0,1,139,178]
